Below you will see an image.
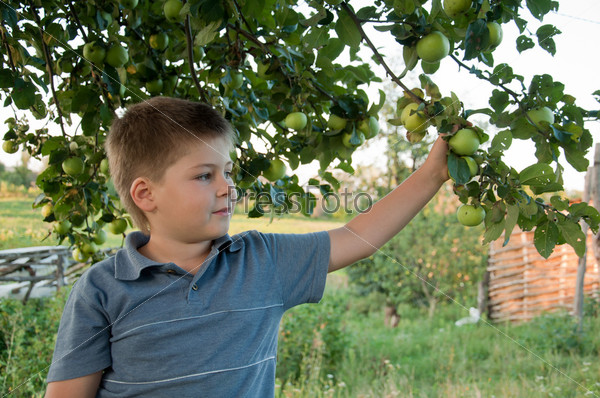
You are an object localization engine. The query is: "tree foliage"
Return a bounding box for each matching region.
[0,0,599,259]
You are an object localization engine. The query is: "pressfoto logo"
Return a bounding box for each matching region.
[228,185,374,216]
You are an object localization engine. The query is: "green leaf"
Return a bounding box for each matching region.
[503,204,520,246]
[11,79,36,110]
[41,136,66,156]
[516,35,535,53]
[490,130,512,154]
[464,19,489,61]
[510,116,536,140]
[526,0,559,21]
[536,24,561,56]
[564,145,590,172]
[335,8,362,49]
[534,220,558,259]
[320,38,345,61]
[557,220,586,258]
[304,26,330,48]
[447,152,471,185]
[489,89,509,112]
[483,219,505,245]
[0,69,13,88]
[550,195,568,211]
[194,20,221,46]
[519,163,554,186]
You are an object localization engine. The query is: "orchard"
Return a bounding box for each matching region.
[0,0,599,260]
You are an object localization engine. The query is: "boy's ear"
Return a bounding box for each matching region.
[130,177,157,212]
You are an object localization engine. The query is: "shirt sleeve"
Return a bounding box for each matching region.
[46,275,112,382]
[262,231,330,310]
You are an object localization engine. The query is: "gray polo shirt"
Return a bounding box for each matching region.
[47,230,330,397]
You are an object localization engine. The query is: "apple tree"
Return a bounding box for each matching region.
[0,0,599,260]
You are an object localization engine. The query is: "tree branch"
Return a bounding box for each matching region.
[184,13,208,102]
[449,54,551,138]
[340,3,423,104]
[31,5,67,137]
[0,22,18,73]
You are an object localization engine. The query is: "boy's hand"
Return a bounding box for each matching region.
[421,135,449,185]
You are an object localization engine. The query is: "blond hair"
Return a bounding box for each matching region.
[105,97,235,234]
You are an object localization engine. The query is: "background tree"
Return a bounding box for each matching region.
[347,195,487,322]
[0,0,599,261]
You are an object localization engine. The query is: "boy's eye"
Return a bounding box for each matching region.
[197,173,211,181]
[225,171,233,179]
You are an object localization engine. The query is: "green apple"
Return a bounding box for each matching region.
[72,247,89,263]
[108,218,128,234]
[401,103,429,133]
[54,220,71,235]
[263,159,286,181]
[327,114,347,130]
[145,79,164,95]
[463,156,478,177]
[358,116,380,139]
[456,204,485,226]
[237,175,255,189]
[149,33,169,51]
[416,31,450,63]
[82,241,99,255]
[224,71,244,89]
[284,112,308,131]
[119,0,138,9]
[164,0,183,22]
[106,44,129,68]
[421,60,440,74]
[526,106,555,127]
[93,229,108,245]
[83,41,106,64]
[69,141,78,151]
[407,130,426,144]
[443,0,471,18]
[448,128,480,156]
[2,140,18,154]
[486,21,503,50]
[62,157,85,177]
[100,158,110,175]
[41,203,53,218]
[342,131,366,148]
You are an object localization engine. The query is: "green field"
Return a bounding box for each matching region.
[2,195,600,397]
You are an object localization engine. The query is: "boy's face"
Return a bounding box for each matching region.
[147,136,237,243]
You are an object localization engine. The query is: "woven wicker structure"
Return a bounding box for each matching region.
[487,229,600,323]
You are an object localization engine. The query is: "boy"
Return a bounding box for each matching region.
[45,97,448,397]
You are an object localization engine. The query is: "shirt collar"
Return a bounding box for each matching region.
[114,231,243,281]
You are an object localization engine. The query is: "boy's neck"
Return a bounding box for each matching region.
[138,235,213,275]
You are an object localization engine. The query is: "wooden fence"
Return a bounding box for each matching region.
[486,229,600,323]
[0,246,87,303]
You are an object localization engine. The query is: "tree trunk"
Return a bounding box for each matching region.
[384,304,400,328]
[477,270,490,319]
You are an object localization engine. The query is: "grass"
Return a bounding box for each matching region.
[279,278,600,397]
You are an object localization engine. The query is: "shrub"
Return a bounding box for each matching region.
[277,292,350,387]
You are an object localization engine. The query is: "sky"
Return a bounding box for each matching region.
[1,0,599,192]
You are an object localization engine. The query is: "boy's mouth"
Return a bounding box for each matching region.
[213,207,232,216]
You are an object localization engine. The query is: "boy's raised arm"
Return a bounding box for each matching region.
[328,137,449,272]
